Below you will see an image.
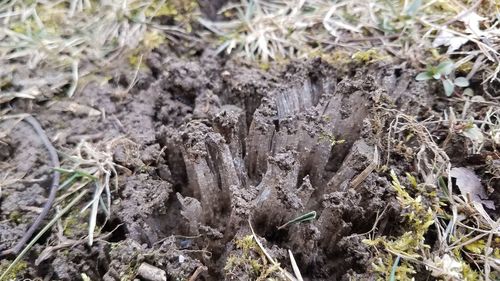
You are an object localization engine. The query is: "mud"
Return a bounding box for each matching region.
[1,39,498,281]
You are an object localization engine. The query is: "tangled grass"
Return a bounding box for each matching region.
[200,0,500,82]
[0,0,196,104]
[365,106,500,280]
[0,135,131,279]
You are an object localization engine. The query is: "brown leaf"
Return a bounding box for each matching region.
[450,167,495,209]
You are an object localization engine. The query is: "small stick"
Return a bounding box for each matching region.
[443,0,483,26]
[188,266,208,281]
[0,115,60,257]
[350,146,379,190]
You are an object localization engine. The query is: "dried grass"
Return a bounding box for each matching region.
[377,105,500,280]
[0,0,193,103]
[201,0,500,80]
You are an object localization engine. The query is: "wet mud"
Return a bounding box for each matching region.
[1,48,498,280]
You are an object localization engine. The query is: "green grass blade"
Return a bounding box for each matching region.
[389,255,401,281]
[58,173,80,190]
[278,211,317,230]
[53,167,98,180]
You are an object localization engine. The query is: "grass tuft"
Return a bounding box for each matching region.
[201,0,499,86]
[0,0,194,103]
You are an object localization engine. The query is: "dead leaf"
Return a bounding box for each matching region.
[462,124,483,152]
[450,167,495,209]
[460,12,487,36]
[50,101,100,117]
[0,87,40,104]
[433,30,469,53]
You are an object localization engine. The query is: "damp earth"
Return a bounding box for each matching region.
[1,26,499,281]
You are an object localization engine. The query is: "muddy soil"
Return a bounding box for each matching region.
[1,38,498,281]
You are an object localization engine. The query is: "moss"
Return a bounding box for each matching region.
[36,3,68,33]
[319,132,345,147]
[0,78,13,91]
[371,256,416,281]
[8,210,23,224]
[143,30,165,49]
[120,262,139,281]
[148,3,179,17]
[0,260,28,281]
[144,0,198,18]
[258,263,281,280]
[456,61,473,74]
[495,237,500,259]
[258,62,270,71]
[464,239,486,254]
[352,49,387,64]
[63,210,88,238]
[224,235,266,279]
[144,0,198,28]
[364,171,488,280]
[320,50,351,66]
[249,259,263,275]
[460,261,481,280]
[235,235,258,253]
[363,171,438,280]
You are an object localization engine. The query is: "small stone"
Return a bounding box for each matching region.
[137,263,166,281]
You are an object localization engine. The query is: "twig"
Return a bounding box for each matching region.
[350,146,379,189]
[188,266,208,281]
[288,250,304,281]
[35,230,114,265]
[443,0,483,26]
[0,115,60,257]
[342,34,400,43]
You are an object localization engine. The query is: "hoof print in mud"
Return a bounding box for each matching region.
[0,57,406,281]
[155,60,397,280]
